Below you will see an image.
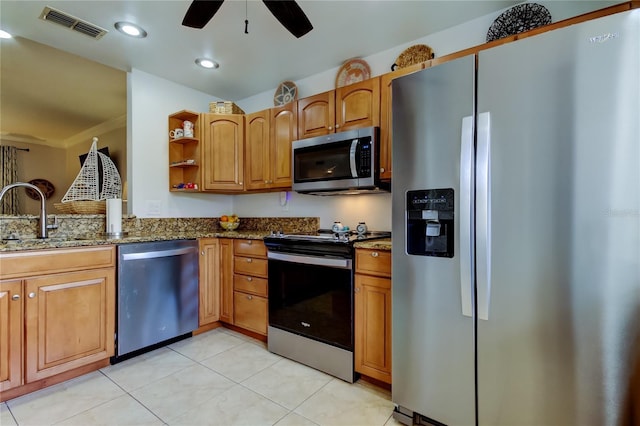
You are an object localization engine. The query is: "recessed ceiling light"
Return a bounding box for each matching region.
[196,58,219,69]
[114,21,147,38]
[0,29,12,39]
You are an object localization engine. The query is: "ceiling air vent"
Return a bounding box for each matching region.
[39,6,108,40]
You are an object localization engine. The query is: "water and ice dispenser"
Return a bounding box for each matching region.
[406,188,454,257]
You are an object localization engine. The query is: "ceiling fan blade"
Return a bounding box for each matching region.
[262,0,313,38]
[182,0,225,29]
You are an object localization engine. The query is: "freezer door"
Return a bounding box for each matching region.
[392,55,476,426]
[476,10,640,426]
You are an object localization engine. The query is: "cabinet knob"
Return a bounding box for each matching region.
[371,252,379,257]
[380,167,386,173]
[246,258,253,263]
[247,276,253,282]
[246,295,253,300]
[11,294,20,301]
[328,126,333,131]
[201,251,205,256]
[265,180,269,184]
[28,292,36,299]
[247,241,252,245]
[335,124,340,129]
[355,287,360,293]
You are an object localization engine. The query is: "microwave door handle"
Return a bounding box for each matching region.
[350,139,358,178]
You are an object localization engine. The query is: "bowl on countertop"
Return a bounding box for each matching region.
[219,221,240,231]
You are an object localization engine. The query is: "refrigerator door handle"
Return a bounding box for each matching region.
[459,115,474,318]
[477,112,492,321]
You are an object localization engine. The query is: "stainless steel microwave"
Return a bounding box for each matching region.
[292,126,389,195]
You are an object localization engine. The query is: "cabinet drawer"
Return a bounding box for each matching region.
[233,274,268,297]
[233,291,267,335]
[233,256,268,278]
[233,239,267,258]
[0,246,116,279]
[355,249,391,277]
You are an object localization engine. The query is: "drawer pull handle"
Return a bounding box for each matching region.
[246,295,253,300]
[12,294,20,301]
[247,276,253,282]
[371,252,379,257]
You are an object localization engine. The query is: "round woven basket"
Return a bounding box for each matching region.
[391,44,434,71]
[54,200,106,214]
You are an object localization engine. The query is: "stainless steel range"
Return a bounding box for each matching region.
[264,228,390,382]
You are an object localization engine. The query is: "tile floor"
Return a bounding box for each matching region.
[1,327,404,426]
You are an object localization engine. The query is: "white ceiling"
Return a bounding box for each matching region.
[0,0,522,145]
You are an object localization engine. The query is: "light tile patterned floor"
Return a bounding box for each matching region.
[2,327,405,426]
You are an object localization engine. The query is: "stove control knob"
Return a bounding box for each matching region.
[356,222,368,235]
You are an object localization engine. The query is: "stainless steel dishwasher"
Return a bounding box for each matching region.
[114,239,199,361]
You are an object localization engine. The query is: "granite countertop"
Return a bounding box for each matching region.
[353,238,391,251]
[0,230,270,253]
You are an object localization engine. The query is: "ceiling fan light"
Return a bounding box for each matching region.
[196,58,219,69]
[114,21,147,38]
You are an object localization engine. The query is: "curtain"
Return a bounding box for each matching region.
[0,145,20,215]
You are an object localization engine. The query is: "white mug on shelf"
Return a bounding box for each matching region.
[170,128,184,139]
[183,120,194,137]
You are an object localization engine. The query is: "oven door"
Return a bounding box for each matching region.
[268,252,354,351]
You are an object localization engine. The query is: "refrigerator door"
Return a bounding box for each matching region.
[392,55,476,426]
[476,10,640,426]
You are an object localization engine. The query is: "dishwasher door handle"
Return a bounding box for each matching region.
[122,246,197,261]
[268,251,352,269]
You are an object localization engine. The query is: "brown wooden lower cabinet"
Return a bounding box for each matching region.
[233,291,268,335]
[354,248,392,384]
[198,238,221,326]
[219,239,235,324]
[232,239,268,336]
[0,246,116,401]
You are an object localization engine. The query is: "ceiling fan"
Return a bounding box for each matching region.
[182,0,313,38]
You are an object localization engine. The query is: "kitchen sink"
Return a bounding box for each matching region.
[1,236,95,244]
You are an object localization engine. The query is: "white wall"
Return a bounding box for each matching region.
[128,1,616,228]
[128,69,233,218]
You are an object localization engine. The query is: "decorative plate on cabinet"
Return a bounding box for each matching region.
[274,81,298,106]
[335,59,371,88]
[486,3,551,42]
[26,178,55,200]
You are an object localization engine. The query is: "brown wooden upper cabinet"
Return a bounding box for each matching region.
[201,113,245,192]
[244,102,297,192]
[297,77,380,139]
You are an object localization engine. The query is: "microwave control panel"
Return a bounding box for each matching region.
[356,138,372,177]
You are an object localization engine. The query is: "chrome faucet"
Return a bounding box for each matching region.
[0,182,49,238]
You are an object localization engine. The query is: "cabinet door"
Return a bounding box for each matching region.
[199,238,220,326]
[233,291,267,335]
[355,274,392,383]
[24,268,115,383]
[0,280,23,392]
[335,77,380,132]
[201,114,245,192]
[219,239,234,324]
[270,102,297,189]
[297,91,335,139]
[245,110,271,191]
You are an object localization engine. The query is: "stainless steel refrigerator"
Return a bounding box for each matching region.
[391,9,640,426]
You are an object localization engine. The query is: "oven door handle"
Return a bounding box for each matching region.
[268,251,352,269]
